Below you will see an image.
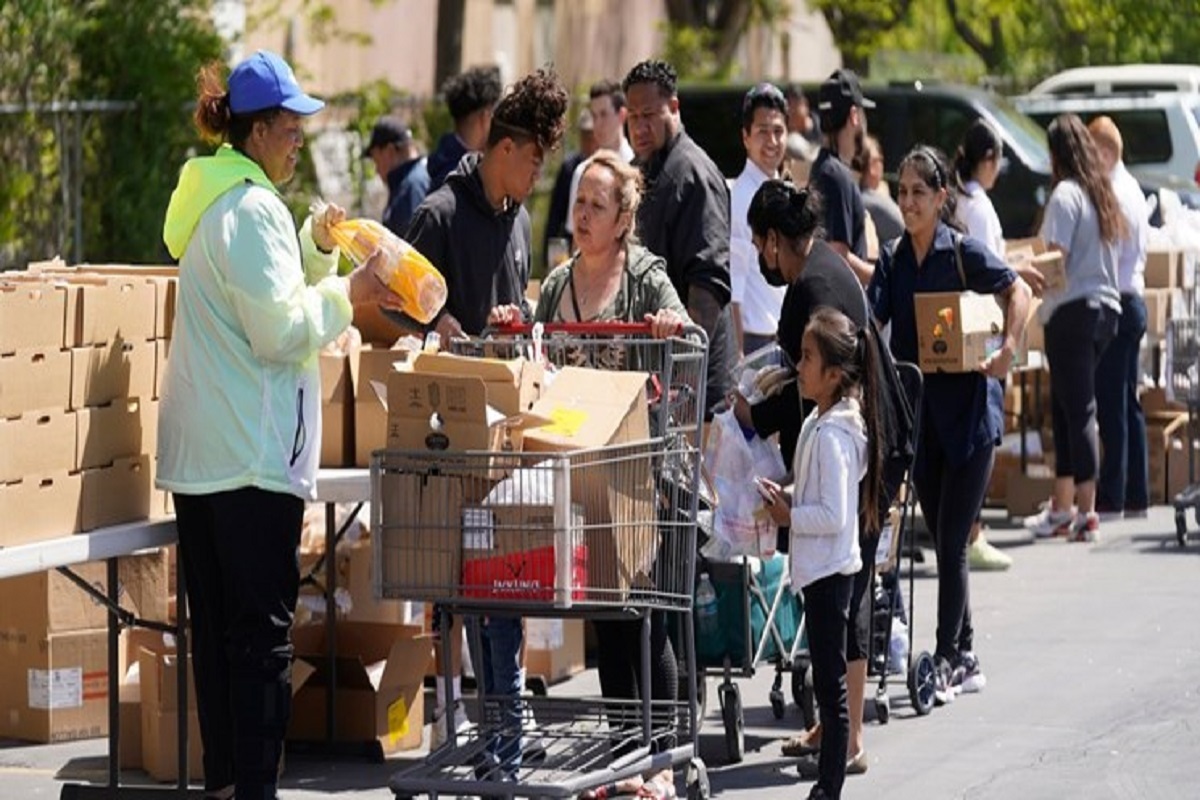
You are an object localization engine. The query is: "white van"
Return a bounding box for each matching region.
[1030,64,1200,96]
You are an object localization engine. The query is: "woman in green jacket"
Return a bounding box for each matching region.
[157,51,399,800]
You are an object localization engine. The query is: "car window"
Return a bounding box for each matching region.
[987,95,1050,170]
[1104,110,1173,165]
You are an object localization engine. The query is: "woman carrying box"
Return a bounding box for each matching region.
[868,146,1030,704]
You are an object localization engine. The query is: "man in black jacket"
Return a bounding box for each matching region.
[623,59,735,416]
[426,66,503,191]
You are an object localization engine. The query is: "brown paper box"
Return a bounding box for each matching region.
[153,338,170,401]
[524,618,586,685]
[0,282,67,355]
[378,472,465,600]
[75,397,149,471]
[69,339,155,411]
[288,622,431,754]
[79,455,152,532]
[0,472,83,545]
[410,352,543,416]
[0,627,113,743]
[353,347,407,466]
[0,409,76,482]
[0,348,72,419]
[319,352,354,467]
[1145,249,1181,290]
[913,292,1005,373]
[137,642,203,781]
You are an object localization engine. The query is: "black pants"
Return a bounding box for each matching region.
[174,488,304,800]
[594,613,678,756]
[913,430,994,663]
[1045,298,1118,483]
[803,572,854,800]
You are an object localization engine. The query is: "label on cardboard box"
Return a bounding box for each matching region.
[387,697,409,745]
[28,668,83,710]
[914,292,1005,374]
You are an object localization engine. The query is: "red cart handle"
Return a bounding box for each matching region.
[490,320,682,336]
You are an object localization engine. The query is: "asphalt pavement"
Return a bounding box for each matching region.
[4,506,1199,799]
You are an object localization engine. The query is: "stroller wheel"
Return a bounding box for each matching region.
[720,683,744,763]
[908,651,936,716]
[1176,509,1188,547]
[770,687,785,720]
[875,690,890,725]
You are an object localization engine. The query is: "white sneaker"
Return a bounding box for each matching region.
[430,700,473,750]
[1023,503,1075,538]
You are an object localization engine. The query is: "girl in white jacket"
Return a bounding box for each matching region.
[759,307,884,800]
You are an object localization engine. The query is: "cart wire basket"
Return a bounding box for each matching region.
[373,322,713,799]
[1166,317,1200,545]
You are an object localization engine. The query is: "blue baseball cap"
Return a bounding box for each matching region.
[228,50,324,116]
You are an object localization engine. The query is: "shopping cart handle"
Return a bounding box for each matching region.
[490,320,683,336]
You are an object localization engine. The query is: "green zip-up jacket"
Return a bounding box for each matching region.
[156,144,352,499]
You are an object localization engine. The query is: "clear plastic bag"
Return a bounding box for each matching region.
[732,342,795,404]
[312,201,448,324]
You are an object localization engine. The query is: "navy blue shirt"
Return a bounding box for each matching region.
[868,223,1016,467]
[810,148,867,260]
[382,156,431,238]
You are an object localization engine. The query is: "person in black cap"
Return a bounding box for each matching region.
[812,68,875,286]
[362,117,430,237]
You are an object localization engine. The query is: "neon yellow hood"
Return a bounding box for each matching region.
[163,144,278,259]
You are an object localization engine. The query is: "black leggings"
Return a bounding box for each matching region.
[1045,298,1117,483]
[594,613,678,756]
[174,488,303,799]
[913,431,994,663]
[804,572,854,800]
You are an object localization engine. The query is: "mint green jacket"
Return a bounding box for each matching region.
[156,145,352,499]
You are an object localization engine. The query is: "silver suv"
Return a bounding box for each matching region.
[1014,91,1200,193]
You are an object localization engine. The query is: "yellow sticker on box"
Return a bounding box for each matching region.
[387,696,409,745]
[541,407,588,437]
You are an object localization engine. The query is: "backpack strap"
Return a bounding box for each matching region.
[952,229,967,289]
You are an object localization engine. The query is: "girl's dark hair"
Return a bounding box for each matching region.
[193,61,280,149]
[898,145,962,232]
[747,179,824,244]
[804,308,884,535]
[487,67,570,153]
[953,120,1002,192]
[1047,113,1125,244]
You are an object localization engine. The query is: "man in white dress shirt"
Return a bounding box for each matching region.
[1089,115,1151,519]
[565,79,635,237]
[730,83,789,355]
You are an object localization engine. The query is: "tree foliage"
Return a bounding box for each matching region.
[661,0,790,80]
[809,0,914,74]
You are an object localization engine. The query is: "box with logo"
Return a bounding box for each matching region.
[0,627,112,743]
[913,291,1006,374]
[461,502,587,602]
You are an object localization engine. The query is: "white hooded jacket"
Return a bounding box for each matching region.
[788,396,866,589]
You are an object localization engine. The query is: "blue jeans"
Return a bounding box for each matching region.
[1095,293,1149,511]
[465,615,524,781]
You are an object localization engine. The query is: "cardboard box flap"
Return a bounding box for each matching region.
[524,366,651,450]
[411,352,543,414]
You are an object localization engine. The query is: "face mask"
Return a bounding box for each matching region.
[758,249,788,287]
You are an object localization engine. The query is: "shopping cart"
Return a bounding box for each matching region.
[372,322,712,800]
[1166,317,1200,546]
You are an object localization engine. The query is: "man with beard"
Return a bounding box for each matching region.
[623,59,734,417]
[811,69,875,286]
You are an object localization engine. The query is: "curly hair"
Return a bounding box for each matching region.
[487,67,569,153]
[1048,114,1125,244]
[442,66,502,122]
[622,60,677,98]
[748,179,824,244]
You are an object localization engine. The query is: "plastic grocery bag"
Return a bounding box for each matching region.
[732,342,795,404]
[702,409,787,556]
[311,201,448,324]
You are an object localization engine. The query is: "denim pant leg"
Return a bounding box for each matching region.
[468,615,524,780]
[1096,294,1146,509]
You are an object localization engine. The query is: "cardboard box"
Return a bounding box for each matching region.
[384,369,533,457]
[137,642,203,781]
[0,472,83,545]
[59,277,157,347]
[319,352,354,467]
[75,397,150,470]
[0,282,67,354]
[353,347,406,466]
[69,338,155,411]
[0,348,72,419]
[1166,417,1199,502]
[289,622,431,754]
[0,548,168,634]
[522,367,657,600]
[153,338,170,401]
[986,451,1022,506]
[1145,249,1181,289]
[79,455,152,532]
[1005,238,1066,295]
[1005,465,1057,518]
[1143,289,1171,339]
[119,680,141,770]
[461,503,587,602]
[1147,412,1188,504]
[26,264,178,340]
[0,409,76,482]
[377,473,465,600]
[298,541,417,625]
[0,627,112,743]
[524,618,586,685]
[913,292,1004,373]
[410,352,543,416]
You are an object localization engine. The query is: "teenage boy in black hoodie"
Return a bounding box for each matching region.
[398,68,569,778]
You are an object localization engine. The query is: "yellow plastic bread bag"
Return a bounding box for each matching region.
[311,201,448,324]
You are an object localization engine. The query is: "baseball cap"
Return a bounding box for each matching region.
[817,68,874,127]
[228,50,324,116]
[361,118,413,157]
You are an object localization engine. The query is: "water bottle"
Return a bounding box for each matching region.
[695,572,720,660]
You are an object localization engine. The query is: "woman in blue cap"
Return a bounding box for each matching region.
[157,51,400,800]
